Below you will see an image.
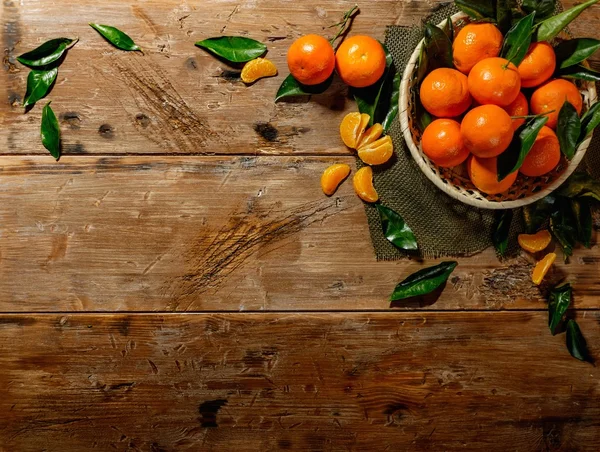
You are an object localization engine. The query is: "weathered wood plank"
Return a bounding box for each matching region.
[2,0,600,156]
[1,312,599,451]
[0,156,598,312]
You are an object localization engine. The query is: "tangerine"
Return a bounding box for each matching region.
[532,252,557,285]
[421,119,469,168]
[420,68,472,117]
[241,58,278,83]
[530,79,582,129]
[340,112,370,149]
[519,126,561,177]
[467,155,518,195]
[357,135,394,165]
[353,166,378,202]
[503,92,529,131]
[287,34,335,85]
[468,57,521,107]
[452,23,503,74]
[517,42,556,88]
[335,35,387,88]
[460,105,514,158]
[321,164,351,196]
[358,123,384,148]
[518,229,552,253]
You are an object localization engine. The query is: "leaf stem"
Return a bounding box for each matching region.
[511,110,556,120]
[329,5,359,47]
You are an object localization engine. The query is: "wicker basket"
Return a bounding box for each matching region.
[400,12,598,210]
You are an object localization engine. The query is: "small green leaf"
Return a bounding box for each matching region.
[390,261,458,302]
[492,209,513,256]
[558,172,600,201]
[555,38,600,69]
[415,96,433,134]
[416,45,428,87]
[500,12,535,67]
[536,0,600,42]
[23,68,58,108]
[549,199,577,258]
[522,195,556,233]
[423,24,453,71]
[376,204,418,251]
[275,74,333,102]
[496,0,517,34]
[548,282,572,335]
[195,36,266,63]
[579,101,600,142]
[455,0,495,19]
[90,24,141,52]
[557,101,581,160]
[17,38,78,68]
[571,199,593,248]
[497,115,548,181]
[381,70,400,132]
[40,102,60,160]
[566,320,593,363]
[442,16,454,42]
[559,63,600,82]
[522,0,555,22]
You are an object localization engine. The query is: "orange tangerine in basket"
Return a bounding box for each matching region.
[503,92,529,131]
[532,252,557,285]
[452,23,503,74]
[530,79,582,129]
[421,119,469,168]
[461,105,514,158]
[468,57,521,107]
[321,164,351,196]
[420,68,472,117]
[519,126,561,177]
[353,166,378,202]
[467,155,518,195]
[518,229,552,253]
[241,58,278,83]
[517,42,556,89]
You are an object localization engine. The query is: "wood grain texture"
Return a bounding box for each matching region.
[2,0,600,157]
[0,155,598,312]
[1,312,599,451]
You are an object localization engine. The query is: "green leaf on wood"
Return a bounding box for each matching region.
[423,24,453,71]
[40,102,60,160]
[536,0,600,42]
[522,0,556,22]
[390,261,458,301]
[571,199,593,248]
[579,101,600,142]
[455,0,495,19]
[90,24,141,52]
[500,12,535,67]
[275,74,333,101]
[376,204,418,251]
[17,38,78,68]
[195,36,267,63]
[550,199,577,258]
[522,195,556,233]
[555,38,600,69]
[559,64,600,82]
[548,282,572,335]
[23,68,58,108]
[492,209,513,256]
[557,101,581,160]
[497,115,548,181]
[566,320,593,363]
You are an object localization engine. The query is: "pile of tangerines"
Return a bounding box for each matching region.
[420,22,581,195]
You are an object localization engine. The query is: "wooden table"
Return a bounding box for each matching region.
[1,0,600,450]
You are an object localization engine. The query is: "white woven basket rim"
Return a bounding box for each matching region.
[399,11,598,210]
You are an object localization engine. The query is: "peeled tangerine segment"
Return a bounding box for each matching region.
[241,58,278,83]
[358,135,393,165]
[321,163,351,196]
[353,166,378,203]
[340,112,370,149]
[532,252,557,285]
[358,123,384,148]
[518,229,552,253]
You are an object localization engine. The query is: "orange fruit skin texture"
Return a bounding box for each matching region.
[530,79,583,129]
[452,23,503,74]
[420,68,472,117]
[532,252,557,285]
[518,229,552,253]
[321,164,351,196]
[468,57,521,107]
[503,92,529,131]
[519,126,561,177]
[353,166,379,202]
[461,105,514,158]
[335,35,386,88]
[421,119,469,167]
[287,34,335,85]
[517,42,556,88]
[467,155,518,195]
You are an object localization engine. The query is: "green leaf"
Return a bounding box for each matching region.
[550,199,577,258]
[522,195,556,233]
[17,38,78,68]
[275,74,332,102]
[492,209,513,256]
[442,16,454,42]
[415,97,433,134]
[376,204,418,251]
[390,261,458,301]
[497,0,517,34]
[455,0,495,19]
[497,115,548,181]
[558,172,600,201]
[559,63,600,82]
[555,38,600,69]
[423,24,453,71]
[416,45,428,87]
[579,101,600,142]
[548,282,572,335]
[536,0,600,42]
[40,102,60,160]
[381,70,400,132]
[557,101,581,160]
[195,36,267,63]
[23,68,58,108]
[89,24,141,52]
[571,198,593,248]
[522,0,555,22]
[566,320,593,363]
[500,12,535,67]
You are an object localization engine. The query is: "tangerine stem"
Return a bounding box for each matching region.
[329,5,359,47]
[510,110,556,119]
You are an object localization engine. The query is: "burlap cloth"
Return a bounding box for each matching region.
[365,3,600,259]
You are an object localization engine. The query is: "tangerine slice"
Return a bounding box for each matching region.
[358,123,384,148]
[518,229,552,253]
[353,166,378,202]
[340,112,370,149]
[321,163,351,196]
[532,252,557,285]
[357,135,393,165]
[241,58,278,83]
